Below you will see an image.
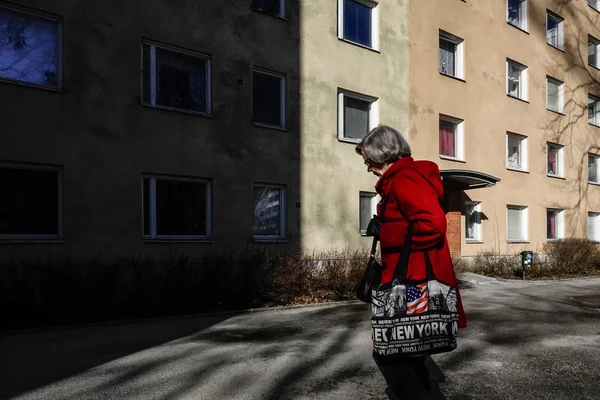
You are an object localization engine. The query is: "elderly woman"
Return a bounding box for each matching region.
[356,124,466,400]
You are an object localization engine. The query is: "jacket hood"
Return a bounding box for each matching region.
[375,157,444,199]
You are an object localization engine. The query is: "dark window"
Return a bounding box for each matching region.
[344,96,370,140]
[252,0,283,17]
[0,7,60,88]
[343,0,372,47]
[142,43,210,114]
[439,38,456,76]
[254,186,284,237]
[253,70,285,127]
[0,167,60,235]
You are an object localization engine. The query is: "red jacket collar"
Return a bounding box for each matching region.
[375,156,415,194]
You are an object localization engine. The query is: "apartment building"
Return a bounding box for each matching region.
[410,0,600,259]
[0,0,409,261]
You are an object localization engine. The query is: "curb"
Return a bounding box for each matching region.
[0,299,365,337]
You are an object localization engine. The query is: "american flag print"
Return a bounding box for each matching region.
[406,283,429,315]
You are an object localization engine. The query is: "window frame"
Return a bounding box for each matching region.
[506,205,528,243]
[337,89,379,143]
[589,212,600,242]
[251,0,286,19]
[337,0,380,51]
[588,94,600,127]
[142,175,212,241]
[589,153,600,184]
[253,67,287,129]
[506,0,528,32]
[253,183,287,241]
[546,142,564,178]
[438,114,465,162]
[140,39,212,116]
[589,35,600,69]
[439,30,465,80]
[506,59,528,101]
[545,10,564,51]
[359,192,378,236]
[546,76,564,114]
[465,201,482,242]
[506,132,528,172]
[546,208,565,241]
[0,4,63,90]
[0,162,64,241]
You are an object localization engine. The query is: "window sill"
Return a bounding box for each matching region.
[507,94,529,104]
[589,122,600,129]
[546,238,564,243]
[338,137,362,144]
[251,7,288,21]
[589,4,600,13]
[547,174,566,180]
[0,237,65,244]
[144,238,214,243]
[588,181,600,186]
[466,240,484,244]
[141,103,214,118]
[253,122,289,132]
[337,37,380,54]
[0,77,63,93]
[506,166,529,174]
[547,109,565,116]
[254,238,290,243]
[439,155,466,163]
[439,72,466,83]
[589,63,600,72]
[547,43,565,53]
[506,22,529,35]
[507,240,530,244]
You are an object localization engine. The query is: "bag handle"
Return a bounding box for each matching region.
[390,225,437,284]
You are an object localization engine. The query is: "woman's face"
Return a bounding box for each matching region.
[362,152,392,177]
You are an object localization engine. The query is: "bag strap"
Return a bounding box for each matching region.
[369,194,391,256]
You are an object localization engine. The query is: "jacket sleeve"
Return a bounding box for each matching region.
[390,169,447,250]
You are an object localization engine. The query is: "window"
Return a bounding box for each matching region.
[546,77,563,113]
[142,41,211,115]
[338,0,379,50]
[439,31,464,79]
[338,90,379,142]
[546,209,564,240]
[589,212,600,242]
[253,69,286,128]
[254,185,286,240]
[0,164,62,239]
[465,202,482,242]
[589,153,600,184]
[507,0,527,31]
[589,95,600,126]
[506,132,528,171]
[546,11,564,50]
[0,6,61,88]
[359,192,377,235]
[588,35,600,68]
[252,0,285,18]
[507,60,528,101]
[439,115,464,160]
[143,176,211,240]
[507,205,528,242]
[589,0,600,11]
[547,143,564,177]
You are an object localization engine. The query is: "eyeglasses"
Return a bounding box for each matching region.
[364,159,372,168]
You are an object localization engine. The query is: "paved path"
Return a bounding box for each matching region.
[1,277,599,399]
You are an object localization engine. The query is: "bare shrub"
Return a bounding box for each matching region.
[472,252,521,279]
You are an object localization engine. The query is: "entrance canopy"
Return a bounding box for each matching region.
[440,170,500,190]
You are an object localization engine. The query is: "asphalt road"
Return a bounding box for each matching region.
[1,277,599,400]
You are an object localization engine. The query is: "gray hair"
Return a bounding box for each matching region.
[355,124,411,163]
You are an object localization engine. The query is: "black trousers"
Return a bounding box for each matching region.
[373,353,433,400]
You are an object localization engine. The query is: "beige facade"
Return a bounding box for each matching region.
[410,0,600,258]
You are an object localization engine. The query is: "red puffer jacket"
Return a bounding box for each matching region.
[375,156,467,329]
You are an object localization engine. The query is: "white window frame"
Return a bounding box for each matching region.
[589,0,600,12]
[506,132,528,172]
[141,40,212,116]
[252,0,285,18]
[359,192,378,236]
[546,143,564,178]
[439,114,465,162]
[465,201,482,242]
[546,76,564,114]
[253,68,287,129]
[506,0,528,31]
[0,4,63,90]
[337,0,380,51]
[589,35,600,69]
[546,208,565,241]
[589,212,600,242]
[142,175,212,241]
[338,89,379,143]
[506,59,528,101]
[589,94,600,127]
[589,153,600,184]
[253,183,287,241]
[0,162,64,241]
[506,205,528,243]
[546,10,564,51]
[439,30,465,80]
